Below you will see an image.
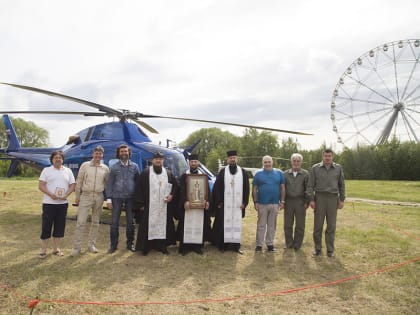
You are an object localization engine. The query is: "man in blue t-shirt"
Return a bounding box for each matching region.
[252,155,285,252]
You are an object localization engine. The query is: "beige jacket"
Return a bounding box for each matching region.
[75,160,110,199]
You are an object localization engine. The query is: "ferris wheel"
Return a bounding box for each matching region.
[331,39,420,147]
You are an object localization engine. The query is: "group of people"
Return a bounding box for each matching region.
[38,145,345,259]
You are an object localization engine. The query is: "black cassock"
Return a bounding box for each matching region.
[134,167,177,253]
[176,172,212,254]
[211,166,250,251]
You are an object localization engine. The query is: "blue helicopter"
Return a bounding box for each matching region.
[0,82,311,185]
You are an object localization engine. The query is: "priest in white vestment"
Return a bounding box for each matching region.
[211,150,250,254]
[177,154,211,255]
[134,152,177,255]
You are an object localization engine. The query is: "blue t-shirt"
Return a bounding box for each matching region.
[252,168,285,204]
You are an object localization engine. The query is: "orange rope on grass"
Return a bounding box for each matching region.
[30,256,419,306]
[377,218,420,241]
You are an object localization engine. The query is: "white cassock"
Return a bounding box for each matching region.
[223,167,243,243]
[183,169,204,244]
[148,166,171,240]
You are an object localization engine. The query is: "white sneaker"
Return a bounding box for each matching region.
[88,245,98,253]
[71,249,81,257]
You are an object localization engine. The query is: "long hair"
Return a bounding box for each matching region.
[116,144,131,159]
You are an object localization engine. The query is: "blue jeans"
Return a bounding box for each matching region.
[110,198,135,249]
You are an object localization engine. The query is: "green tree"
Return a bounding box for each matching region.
[277,137,301,169]
[179,128,241,173]
[179,127,420,180]
[240,128,281,168]
[0,116,49,177]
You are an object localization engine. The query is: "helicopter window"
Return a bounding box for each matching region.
[91,124,123,141]
[164,155,188,178]
[85,127,94,141]
[144,154,188,179]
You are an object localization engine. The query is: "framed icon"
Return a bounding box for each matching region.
[55,187,65,198]
[186,174,208,209]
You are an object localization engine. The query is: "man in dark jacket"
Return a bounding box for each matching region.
[106,144,140,253]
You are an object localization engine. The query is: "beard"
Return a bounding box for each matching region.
[119,154,129,161]
[228,164,237,174]
[153,165,163,174]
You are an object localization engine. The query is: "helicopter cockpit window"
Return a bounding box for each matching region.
[66,135,81,145]
[91,124,124,141]
[74,128,89,142]
[144,154,188,179]
[164,154,188,179]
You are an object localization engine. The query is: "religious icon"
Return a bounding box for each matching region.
[186,174,208,209]
[55,187,65,198]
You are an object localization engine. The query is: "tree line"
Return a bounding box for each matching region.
[1,117,419,180]
[181,128,420,180]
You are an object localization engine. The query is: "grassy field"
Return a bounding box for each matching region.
[0,179,419,314]
[346,180,420,203]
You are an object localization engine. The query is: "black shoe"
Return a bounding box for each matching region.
[312,249,321,257]
[107,247,117,254]
[127,244,135,252]
[180,250,187,256]
[327,251,335,258]
[294,246,300,251]
[142,250,148,256]
[283,244,293,249]
[267,245,276,252]
[161,248,169,255]
[255,246,262,252]
[193,248,203,255]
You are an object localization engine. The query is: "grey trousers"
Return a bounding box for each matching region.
[313,192,338,252]
[284,198,306,249]
[256,204,279,247]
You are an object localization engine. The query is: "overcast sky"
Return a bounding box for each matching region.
[0,0,419,150]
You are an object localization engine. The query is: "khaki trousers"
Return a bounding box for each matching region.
[313,192,338,252]
[284,198,306,249]
[256,204,279,247]
[73,192,104,250]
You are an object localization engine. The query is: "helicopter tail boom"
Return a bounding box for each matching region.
[2,115,21,151]
[1,115,22,177]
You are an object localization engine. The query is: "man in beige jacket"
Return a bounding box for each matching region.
[71,145,110,256]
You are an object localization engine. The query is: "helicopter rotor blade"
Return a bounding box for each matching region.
[0,82,121,116]
[137,114,313,135]
[1,82,312,136]
[0,110,107,116]
[132,118,159,134]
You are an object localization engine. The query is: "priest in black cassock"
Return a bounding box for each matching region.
[211,150,250,254]
[177,154,211,255]
[134,152,177,255]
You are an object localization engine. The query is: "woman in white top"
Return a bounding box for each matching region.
[38,150,75,258]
